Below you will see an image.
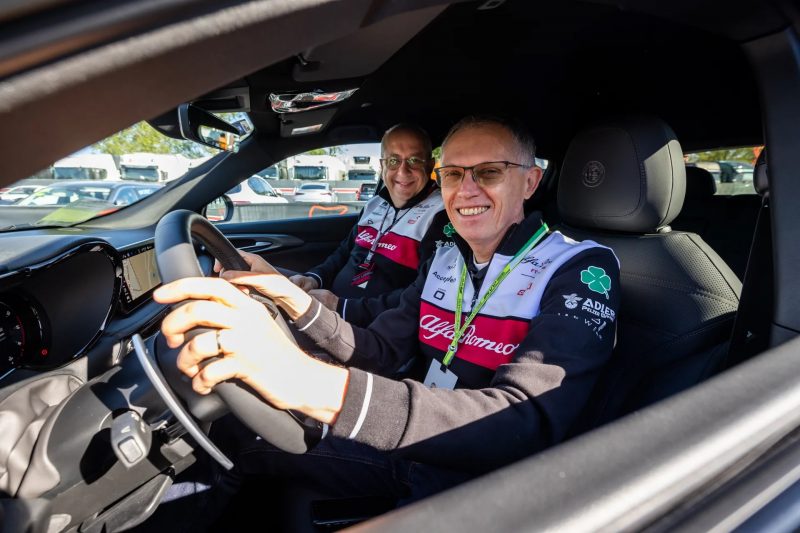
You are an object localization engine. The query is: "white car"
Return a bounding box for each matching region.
[0,183,47,204]
[226,176,288,205]
[293,182,337,203]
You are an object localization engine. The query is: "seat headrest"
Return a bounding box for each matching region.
[684,166,717,204]
[557,116,686,233]
[754,149,768,197]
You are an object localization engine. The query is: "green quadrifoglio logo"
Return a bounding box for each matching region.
[580,266,611,299]
[443,222,456,238]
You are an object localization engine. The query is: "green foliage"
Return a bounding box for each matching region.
[688,147,758,164]
[432,146,442,162]
[304,146,344,156]
[91,121,213,158]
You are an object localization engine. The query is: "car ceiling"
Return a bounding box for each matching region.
[0,0,789,185]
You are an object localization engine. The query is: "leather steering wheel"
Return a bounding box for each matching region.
[153,209,320,454]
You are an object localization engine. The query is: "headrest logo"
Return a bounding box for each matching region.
[582,161,605,188]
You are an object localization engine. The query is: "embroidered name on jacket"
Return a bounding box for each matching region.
[353,190,443,269]
[418,232,602,370]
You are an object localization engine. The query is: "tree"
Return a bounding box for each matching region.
[303,146,344,156]
[91,121,213,158]
[690,147,759,164]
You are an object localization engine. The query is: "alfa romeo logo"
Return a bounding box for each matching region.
[582,161,605,188]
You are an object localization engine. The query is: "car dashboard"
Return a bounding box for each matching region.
[0,229,173,386]
[0,226,218,531]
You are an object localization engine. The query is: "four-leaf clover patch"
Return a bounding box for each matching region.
[443,222,456,238]
[580,266,611,299]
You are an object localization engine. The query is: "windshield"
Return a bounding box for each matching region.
[348,170,376,180]
[54,167,104,180]
[294,166,326,180]
[0,120,222,231]
[121,166,160,181]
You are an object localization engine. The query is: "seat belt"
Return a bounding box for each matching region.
[725,196,773,368]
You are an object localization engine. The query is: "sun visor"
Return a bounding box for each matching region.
[278,107,338,137]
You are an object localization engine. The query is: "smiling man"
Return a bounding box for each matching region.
[290,123,450,326]
[154,116,620,506]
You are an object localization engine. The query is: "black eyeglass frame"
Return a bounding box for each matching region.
[433,160,533,188]
[379,156,430,170]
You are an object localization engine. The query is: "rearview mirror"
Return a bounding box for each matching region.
[177,104,241,152]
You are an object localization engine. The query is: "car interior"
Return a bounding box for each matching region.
[1,0,800,531]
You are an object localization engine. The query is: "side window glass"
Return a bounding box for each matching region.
[685,146,762,196]
[217,143,382,223]
[248,177,268,195]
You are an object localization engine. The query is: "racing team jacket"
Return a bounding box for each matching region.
[304,181,450,327]
[294,211,621,473]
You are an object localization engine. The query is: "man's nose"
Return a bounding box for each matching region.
[456,169,481,196]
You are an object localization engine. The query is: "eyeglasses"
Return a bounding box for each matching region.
[380,156,429,170]
[434,161,532,188]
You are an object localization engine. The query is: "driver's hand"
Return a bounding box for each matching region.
[153,277,347,424]
[289,274,320,292]
[213,250,278,276]
[309,289,339,312]
[213,251,312,320]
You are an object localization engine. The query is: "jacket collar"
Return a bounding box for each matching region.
[453,211,547,261]
[378,179,437,210]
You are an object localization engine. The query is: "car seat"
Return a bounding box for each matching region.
[556,116,742,430]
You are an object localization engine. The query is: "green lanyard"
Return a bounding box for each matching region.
[442,222,549,366]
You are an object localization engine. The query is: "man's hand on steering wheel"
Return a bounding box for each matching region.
[153,276,348,425]
[212,250,314,321]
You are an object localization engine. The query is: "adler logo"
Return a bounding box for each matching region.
[419,315,519,356]
[581,297,615,321]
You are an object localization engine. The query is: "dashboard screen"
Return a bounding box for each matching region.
[120,244,160,311]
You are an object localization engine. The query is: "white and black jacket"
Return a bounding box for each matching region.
[304,182,450,326]
[295,212,620,473]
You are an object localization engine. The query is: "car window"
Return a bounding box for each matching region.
[113,187,139,205]
[0,119,216,230]
[219,143,382,222]
[685,146,762,196]
[248,176,269,195]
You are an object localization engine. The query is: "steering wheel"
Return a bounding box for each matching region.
[151,209,320,457]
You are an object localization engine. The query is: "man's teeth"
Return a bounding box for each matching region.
[458,207,489,216]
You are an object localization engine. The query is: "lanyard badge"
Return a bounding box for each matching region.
[433,222,550,386]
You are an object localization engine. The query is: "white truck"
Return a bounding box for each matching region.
[119,153,191,182]
[286,154,346,181]
[345,154,381,181]
[53,153,120,181]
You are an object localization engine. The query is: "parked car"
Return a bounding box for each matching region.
[225,175,288,205]
[293,182,337,203]
[1,2,800,533]
[17,180,161,207]
[356,182,377,201]
[0,180,52,203]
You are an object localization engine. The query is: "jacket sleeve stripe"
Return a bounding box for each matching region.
[348,372,373,439]
[297,300,322,332]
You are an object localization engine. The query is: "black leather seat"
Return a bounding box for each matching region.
[671,165,717,236]
[556,116,742,429]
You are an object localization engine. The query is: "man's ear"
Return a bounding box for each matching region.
[523,166,543,199]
